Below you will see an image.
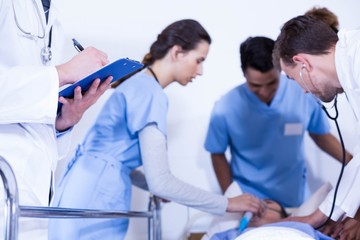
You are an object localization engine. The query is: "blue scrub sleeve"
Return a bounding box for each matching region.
[124,81,168,136]
[306,98,330,134]
[204,103,230,153]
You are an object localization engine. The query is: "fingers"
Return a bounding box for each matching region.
[96,77,112,93]
[338,218,360,240]
[58,47,110,86]
[84,77,112,99]
[58,96,68,105]
[82,47,109,66]
[61,77,111,108]
[71,77,111,104]
[100,53,110,66]
[84,78,101,96]
[227,194,265,215]
[56,77,111,130]
[320,217,360,240]
[246,194,263,213]
[73,86,83,101]
[319,220,335,236]
[331,222,344,238]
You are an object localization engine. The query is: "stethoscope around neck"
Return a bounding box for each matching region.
[11,0,52,65]
[299,65,339,120]
[300,65,347,228]
[317,94,346,229]
[321,95,339,121]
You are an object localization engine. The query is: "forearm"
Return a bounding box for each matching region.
[310,133,353,164]
[139,124,228,215]
[211,153,232,193]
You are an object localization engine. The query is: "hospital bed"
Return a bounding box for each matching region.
[0,156,162,240]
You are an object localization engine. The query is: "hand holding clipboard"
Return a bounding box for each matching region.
[57,58,144,112]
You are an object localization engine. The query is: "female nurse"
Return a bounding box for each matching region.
[48,19,264,239]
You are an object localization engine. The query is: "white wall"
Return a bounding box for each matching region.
[55,0,360,239]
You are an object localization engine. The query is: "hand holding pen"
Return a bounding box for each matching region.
[57,38,109,86]
[55,38,111,131]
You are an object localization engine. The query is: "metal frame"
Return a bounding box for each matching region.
[0,156,161,240]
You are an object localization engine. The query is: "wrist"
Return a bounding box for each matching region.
[55,114,73,132]
[56,64,70,86]
[226,198,234,212]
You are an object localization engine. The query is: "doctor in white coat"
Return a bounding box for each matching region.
[273,15,360,239]
[0,0,111,239]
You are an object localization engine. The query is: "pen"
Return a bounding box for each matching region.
[72,38,84,52]
[238,211,253,233]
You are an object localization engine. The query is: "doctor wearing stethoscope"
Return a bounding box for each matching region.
[274,16,360,238]
[0,0,111,239]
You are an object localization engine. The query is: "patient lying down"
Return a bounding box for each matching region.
[202,182,334,240]
[207,199,333,240]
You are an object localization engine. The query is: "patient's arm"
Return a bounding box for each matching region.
[282,208,328,228]
[211,153,232,193]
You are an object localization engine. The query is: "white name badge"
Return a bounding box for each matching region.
[284,123,303,136]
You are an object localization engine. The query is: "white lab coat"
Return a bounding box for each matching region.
[319,29,360,220]
[0,0,71,237]
[0,0,70,237]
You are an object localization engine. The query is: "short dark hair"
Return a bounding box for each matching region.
[279,203,289,218]
[273,15,338,68]
[265,199,289,218]
[240,36,275,74]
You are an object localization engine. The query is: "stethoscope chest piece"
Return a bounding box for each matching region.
[13,0,53,65]
[41,46,52,65]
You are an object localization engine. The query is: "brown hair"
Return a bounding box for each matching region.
[142,19,211,66]
[304,6,339,32]
[112,19,211,88]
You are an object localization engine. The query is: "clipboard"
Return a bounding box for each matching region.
[57,58,144,111]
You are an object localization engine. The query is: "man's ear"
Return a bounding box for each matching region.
[293,54,311,71]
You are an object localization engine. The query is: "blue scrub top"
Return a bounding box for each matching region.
[48,72,168,240]
[81,71,168,170]
[205,75,330,207]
